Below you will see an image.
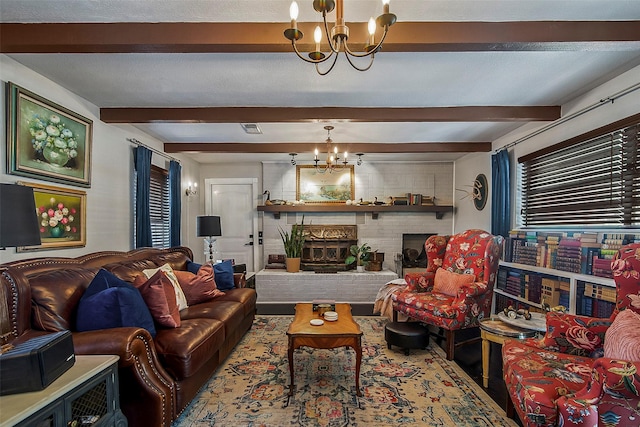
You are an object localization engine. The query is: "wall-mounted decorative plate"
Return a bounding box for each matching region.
[474,173,488,211]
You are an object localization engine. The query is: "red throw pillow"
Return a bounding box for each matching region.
[540,311,610,357]
[432,268,476,296]
[604,309,640,362]
[173,264,225,305]
[133,270,181,328]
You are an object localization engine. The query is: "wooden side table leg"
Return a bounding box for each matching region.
[288,338,295,396]
[354,337,363,397]
[481,331,490,388]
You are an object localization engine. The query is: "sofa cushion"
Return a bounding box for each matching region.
[173,264,225,305]
[604,309,640,361]
[503,339,593,427]
[29,267,99,331]
[153,318,225,380]
[143,263,188,310]
[76,269,156,337]
[213,260,235,291]
[180,300,246,338]
[134,270,181,328]
[433,268,476,296]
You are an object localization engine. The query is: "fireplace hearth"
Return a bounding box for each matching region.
[301,225,358,271]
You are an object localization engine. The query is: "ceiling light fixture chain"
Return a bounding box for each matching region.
[284,0,396,75]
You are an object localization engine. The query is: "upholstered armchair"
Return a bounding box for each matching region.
[392,229,504,360]
[502,243,640,427]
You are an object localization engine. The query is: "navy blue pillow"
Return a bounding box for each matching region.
[76,269,156,338]
[186,260,202,274]
[214,260,235,291]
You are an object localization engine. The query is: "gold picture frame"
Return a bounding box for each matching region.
[296,165,354,204]
[6,82,93,187]
[17,181,87,252]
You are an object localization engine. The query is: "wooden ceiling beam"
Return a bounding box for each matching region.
[102,106,559,123]
[164,142,492,154]
[2,21,639,54]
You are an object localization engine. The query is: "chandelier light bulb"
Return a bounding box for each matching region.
[290,1,299,31]
[368,17,376,45]
[314,26,322,44]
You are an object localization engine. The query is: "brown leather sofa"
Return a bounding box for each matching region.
[0,247,256,427]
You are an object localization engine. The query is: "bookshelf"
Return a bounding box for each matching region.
[494,230,640,318]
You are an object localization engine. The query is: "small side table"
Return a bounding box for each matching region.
[479,318,538,388]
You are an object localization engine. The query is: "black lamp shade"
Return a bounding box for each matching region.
[196,216,222,237]
[0,184,42,248]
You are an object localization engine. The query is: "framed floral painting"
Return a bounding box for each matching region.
[6,82,93,187]
[296,165,354,204]
[17,181,87,252]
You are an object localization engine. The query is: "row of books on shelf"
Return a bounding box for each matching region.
[497,269,570,307]
[392,193,435,206]
[504,231,640,278]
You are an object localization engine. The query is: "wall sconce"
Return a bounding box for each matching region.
[185,182,198,196]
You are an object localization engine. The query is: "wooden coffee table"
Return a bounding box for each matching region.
[286,303,363,397]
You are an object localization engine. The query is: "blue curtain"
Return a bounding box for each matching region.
[169,160,182,247]
[134,146,152,248]
[491,149,511,238]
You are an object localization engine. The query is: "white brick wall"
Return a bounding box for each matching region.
[260,161,455,271]
[255,270,398,303]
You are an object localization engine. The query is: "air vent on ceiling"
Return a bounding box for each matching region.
[241,123,263,134]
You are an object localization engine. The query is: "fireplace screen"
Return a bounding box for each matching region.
[301,225,358,271]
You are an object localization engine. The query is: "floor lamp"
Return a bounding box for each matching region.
[196,215,222,264]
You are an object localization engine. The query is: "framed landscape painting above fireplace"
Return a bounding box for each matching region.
[296,165,354,204]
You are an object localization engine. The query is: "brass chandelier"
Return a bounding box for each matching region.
[289,125,363,173]
[284,0,397,75]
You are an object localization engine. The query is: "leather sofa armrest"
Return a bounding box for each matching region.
[404,272,435,292]
[234,272,246,288]
[72,327,174,427]
[557,358,640,425]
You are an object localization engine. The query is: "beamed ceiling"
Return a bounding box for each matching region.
[1,0,640,163]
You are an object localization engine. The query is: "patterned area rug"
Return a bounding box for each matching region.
[173,316,517,427]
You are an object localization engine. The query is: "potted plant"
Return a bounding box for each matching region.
[345,243,371,272]
[278,216,306,272]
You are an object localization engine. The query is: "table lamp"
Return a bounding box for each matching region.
[196,215,222,263]
[0,183,42,249]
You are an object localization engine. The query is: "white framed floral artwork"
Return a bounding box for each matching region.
[17,181,87,252]
[6,82,93,187]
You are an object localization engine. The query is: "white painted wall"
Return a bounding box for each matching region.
[260,161,455,271]
[0,55,200,264]
[452,152,492,233]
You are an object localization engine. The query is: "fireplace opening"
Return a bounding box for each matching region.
[402,233,435,268]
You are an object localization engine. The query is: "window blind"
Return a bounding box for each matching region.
[149,165,170,248]
[520,121,639,227]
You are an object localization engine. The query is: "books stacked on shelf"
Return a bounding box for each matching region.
[496,268,508,291]
[584,283,616,303]
[592,258,613,278]
[525,274,543,304]
[505,270,523,297]
[503,231,640,278]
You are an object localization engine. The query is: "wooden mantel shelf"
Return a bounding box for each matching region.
[257,204,454,220]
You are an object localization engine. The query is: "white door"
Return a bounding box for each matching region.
[204,178,259,272]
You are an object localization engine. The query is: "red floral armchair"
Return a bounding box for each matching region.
[502,243,640,426]
[392,229,504,360]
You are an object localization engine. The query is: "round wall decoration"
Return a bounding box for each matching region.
[473,173,488,211]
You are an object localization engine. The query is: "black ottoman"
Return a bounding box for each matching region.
[385,321,429,355]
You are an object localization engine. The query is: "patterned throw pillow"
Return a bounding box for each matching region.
[540,311,612,358]
[604,309,640,362]
[432,268,476,296]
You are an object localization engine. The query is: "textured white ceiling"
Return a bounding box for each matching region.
[2,0,640,163]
